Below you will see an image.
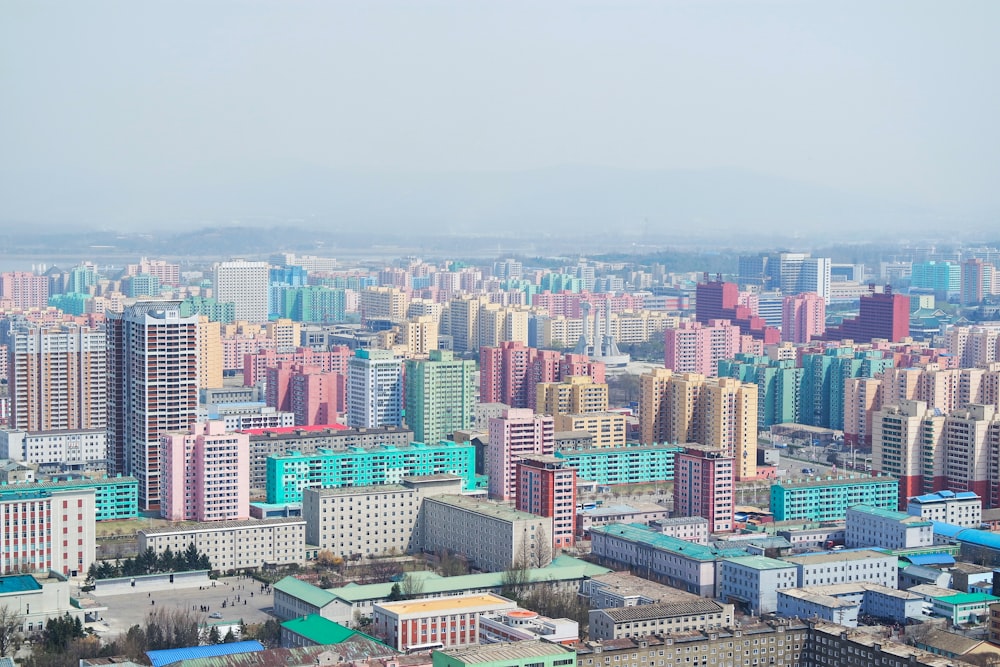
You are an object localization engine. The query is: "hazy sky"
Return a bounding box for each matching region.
[2,1,999,233]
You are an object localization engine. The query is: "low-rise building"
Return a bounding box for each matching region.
[581,572,703,610]
[588,600,735,640]
[930,592,1000,625]
[782,549,899,588]
[417,496,553,572]
[908,491,982,528]
[138,518,306,571]
[589,523,748,597]
[433,639,575,667]
[776,525,845,549]
[279,614,393,653]
[478,609,578,644]
[653,517,710,544]
[776,583,924,627]
[576,503,671,538]
[0,572,89,635]
[372,593,517,652]
[273,576,339,621]
[846,505,933,550]
[717,555,798,615]
[805,620,974,667]
[0,428,108,472]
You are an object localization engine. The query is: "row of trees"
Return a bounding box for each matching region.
[86,543,212,583]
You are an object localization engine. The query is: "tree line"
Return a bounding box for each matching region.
[86,543,212,583]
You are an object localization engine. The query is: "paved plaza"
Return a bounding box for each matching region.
[85,575,278,638]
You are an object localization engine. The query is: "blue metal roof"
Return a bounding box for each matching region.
[911,490,979,503]
[932,522,966,539]
[904,553,956,566]
[0,575,42,594]
[147,640,263,667]
[951,528,1000,551]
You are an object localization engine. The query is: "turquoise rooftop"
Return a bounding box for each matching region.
[590,523,748,561]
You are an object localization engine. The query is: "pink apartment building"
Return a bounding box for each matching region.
[160,420,249,522]
[244,345,351,386]
[0,272,49,310]
[782,292,826,343]
[480,342,604,409]
[663,319,741,377]
[266,361,343,425]
[487,408,554,501]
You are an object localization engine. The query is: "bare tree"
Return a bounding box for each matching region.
[0,605,23,656]
[400,573,425,599]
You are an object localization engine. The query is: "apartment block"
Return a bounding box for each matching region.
[160,420,250,522]
[588,600,734,640]
[782,549,898,588]
[663,319,741,377]
[0,428,108,472]
[302,475,463,558]
[138,517,306,571]
[717,556,798,615]
[536,376,608,416]
[214,259,269,323]
[434,638,575,667]
[347,349,404,429]
[516,455,577,550]
[769,477,899,522]
[266,440,475,503]
[487,408,554,501]
[417,495,553,571]
[554,445,683,486]
[845,505,933,550]
[404,350,477,444]
[907,490,982,528]
[0,487,96,576]
[673,445,734,533]
[552,412,626,449]
[0,476,137,521]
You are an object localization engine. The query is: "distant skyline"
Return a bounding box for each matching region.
[2,1,999,236]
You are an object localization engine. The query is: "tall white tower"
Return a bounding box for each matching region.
[214,259,269,323]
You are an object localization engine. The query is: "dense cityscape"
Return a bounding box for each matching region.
[0,242,999,667]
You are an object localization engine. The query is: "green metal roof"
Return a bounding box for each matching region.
[849,505,932,526]
[0,575,42,594]
[330,556,610,603]
[280,615,357,643]
[935,592,1000,605]
[273,576,336,608]
[591,523,748,561]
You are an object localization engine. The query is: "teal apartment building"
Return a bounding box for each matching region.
[554,445,684,485]
[800,348,894,430]
[718,354,803,427]
[770,476,899,521]
[266,441,476,503]
[404,350,477,444]
[0,476,139,521]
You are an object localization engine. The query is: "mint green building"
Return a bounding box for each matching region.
[554,445,684,485]
[800,348,893,430]
[179,296,236,323]
[48,292,90,315]
[266,441,476,503]
[0,476,139,521]
[718,354,803,427]
[770,477,899,521]
[433,640,575,667]
[404,350,477,444]
[911,261,961,297]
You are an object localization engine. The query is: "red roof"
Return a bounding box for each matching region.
[241,423,349,435]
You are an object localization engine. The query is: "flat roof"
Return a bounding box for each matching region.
[579,502,668,518]
[435,639,572,664]
[935,592,1000,605]
[782,549,894,565]
[0,574,43,595]
[849,504,931,526]
[140,517,304,535]
[601,599,724,622]
[591,523,748,561]
[775,476,897,490]
[794,582,922,600]
[242,424,348,435]
[721,556,796,571]
[424,495,540,522]
[376,593,510,616]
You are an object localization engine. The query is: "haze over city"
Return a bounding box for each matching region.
[3,1,1000,240]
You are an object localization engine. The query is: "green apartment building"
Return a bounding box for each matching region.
[0,476,139,521]
[554,445,684,485]
[266,441,476,503]
[770,476,899,521]
[718,354,803,427]
[404,350,477,444]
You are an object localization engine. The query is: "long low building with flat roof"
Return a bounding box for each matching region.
[588,599,735,640]
[781,549,899,588]
[555,445,684,486]
[372,592,517,652]
[776,583,924,627]
[138,517,306,572]
[589,523,748,597]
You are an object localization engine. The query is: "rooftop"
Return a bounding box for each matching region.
[935,592,1000,605]
[434,639,572,664]
[0,574,43,595]
[600,599,724,622]
[590,523,748,561]
[273,576,336,608]
[579,502,668,518]
[280,615,390,650]
[425,495,540,522]
[721,555,795,571]
[910,490,980,504]
[146,641,264,667]
[588,572,702,604]
[792,582,922,600]
[243,424,349,436]
[775,476,898,490]
[376,593,512,616]
[848,504,932,526]
[139,517,304,535]
[781,549,894,565]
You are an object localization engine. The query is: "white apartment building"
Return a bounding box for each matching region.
[0,428,108,471]
[417,495,553,572]
[347,349,404,428]
[656,516,711,544]
[372,593,517,652]
[782,550,899,589]
[302,475,464,558]
[213,259,269,323]
[138,517,306,571]
[0,487,96,577]
[717,556,799,615]
[776,583,923,628]
[845,505,933,550]
[907,490,983,528]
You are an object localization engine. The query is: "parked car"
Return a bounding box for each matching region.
[209,612,223,619]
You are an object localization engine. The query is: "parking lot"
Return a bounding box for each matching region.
[86,575,277,638]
